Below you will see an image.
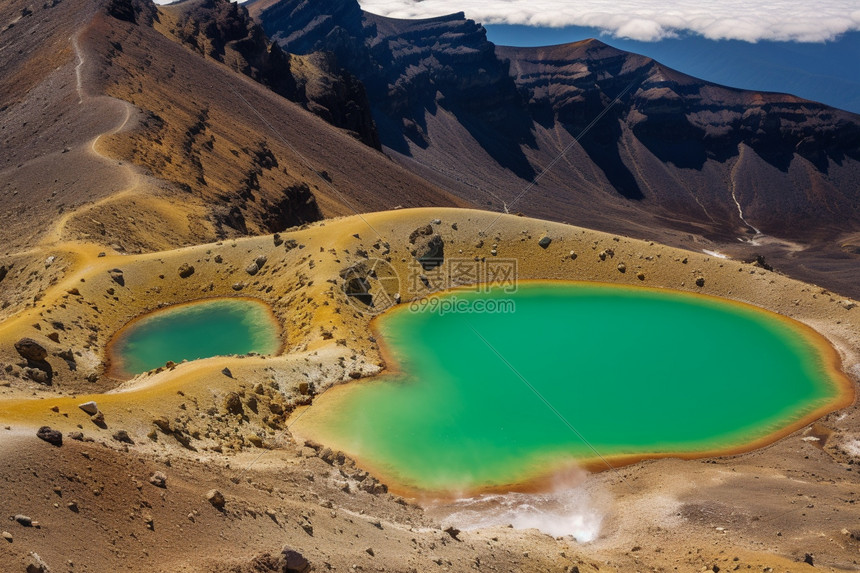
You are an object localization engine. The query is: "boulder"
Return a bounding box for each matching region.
[15,338,47,362]
[91,411,106,428]
[25,551,50,573]
[112,430,134,444]
[178,263,195,278]
[538,235,552,248]
[617,263,627,273]
[24,368,49,384]
[409,225,444,269]
[36,426,62,446]
[152,417,171,433]
[78,401,99,415]
[695,276,705,287]
[255,255,267,268]
[224,392,243,415]
[149,471,167,488]
[14,515,32,527]
[108,269,124,286]
[245,262,259,275]
[206,489,225,509]
[281,547,310,573]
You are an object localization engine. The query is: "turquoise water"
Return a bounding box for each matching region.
[301,283,846,492]
[110,299,281,376]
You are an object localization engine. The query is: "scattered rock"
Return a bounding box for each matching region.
[637,272,645,281]
[840,300,856,310]
[245,262,260,275]
[409,225,444,268]
[14,515,32,527]
[444,526,461,540]
[695,276,705,287]
[255,255,267,268]
[26,552,50,573]
[90,411,106,427]
[112,430,134,444]
[617,262,627,273]
[78,401,99,415]
[1,531,11,542]
[365,547,375,556]
[803,554,814,566]
[231,282,245,291]
[46,332,60,343]
[36,426,62,446]
[281,547,310,573]
[214,254,223,263]
[538,235,552,248]
[206,489,225,509]
[178,263,195,278]
[108,269,124,286]
[24,368,49,384]
[14,338,47,362]
[149,471,167,488]
[221,367,233,378]
[224,392,243,415]
[152,417,171,433]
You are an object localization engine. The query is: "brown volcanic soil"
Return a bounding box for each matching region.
[0,207,858,572]
[0,0,464,256]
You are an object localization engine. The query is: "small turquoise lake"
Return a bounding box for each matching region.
[108,298,281,377]
[296,283,851,493]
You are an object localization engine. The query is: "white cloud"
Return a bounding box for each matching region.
[356,0,860,42]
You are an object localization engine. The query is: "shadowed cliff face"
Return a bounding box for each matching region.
[253,0,536,178]
[501,41,860,198]
[167,0,380,148]
[253,0,860,245]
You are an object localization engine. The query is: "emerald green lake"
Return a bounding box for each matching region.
[299,283,848,492]
[109,299,281,377]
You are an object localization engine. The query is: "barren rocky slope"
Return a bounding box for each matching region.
[251,0,860,298]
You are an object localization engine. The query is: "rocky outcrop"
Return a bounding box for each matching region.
[254,1,532,168]
[36,426,62,446]
[171,0,380,148]
[15,338,47,362]
[408,224,444,268]
[15,338,52,383]
[255,0,860,241]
